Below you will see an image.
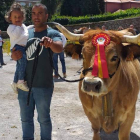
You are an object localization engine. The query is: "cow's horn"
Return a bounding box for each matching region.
[122,34,140,45]
[47,22,84,41]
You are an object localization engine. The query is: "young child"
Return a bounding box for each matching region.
[5,3,32,93]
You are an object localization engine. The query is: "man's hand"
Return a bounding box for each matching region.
[40,36,53,48]
[11,48,22,61]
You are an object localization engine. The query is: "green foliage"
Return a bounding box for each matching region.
[81,0,100,16]
[51,8,140,25]
[60,0,81,16]
[98,0,105,13]
[0,0,15,31]
[41,0,60,19]
[24,6,32,25]
[60,0,101,16]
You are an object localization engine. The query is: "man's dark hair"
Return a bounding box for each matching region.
[33,3,48,14]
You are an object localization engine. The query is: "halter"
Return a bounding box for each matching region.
[82,59,120,79]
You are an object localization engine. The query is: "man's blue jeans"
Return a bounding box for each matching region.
[0,46,4,65]
[18,87,53,140]
[53,52,66,76]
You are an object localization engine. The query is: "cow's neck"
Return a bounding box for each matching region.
[102,92,113,128]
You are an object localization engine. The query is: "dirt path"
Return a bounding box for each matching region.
[0,54,140,140]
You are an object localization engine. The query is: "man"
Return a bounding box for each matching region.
[117,26,124,31]
[101,25,107,31]
[53,33,67,78]
[12,3,63,140]
[0,30,6,67]
[129,24,139,35]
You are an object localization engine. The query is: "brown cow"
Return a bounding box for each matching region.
[49,22,140,140]
[64,42,83,59]
[64,27,90,59]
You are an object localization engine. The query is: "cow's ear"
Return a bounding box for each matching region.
[122,44,140,60]
[79,38,84,45]
[64,43,83,59]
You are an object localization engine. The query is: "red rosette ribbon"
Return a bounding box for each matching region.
[92,33,110,78]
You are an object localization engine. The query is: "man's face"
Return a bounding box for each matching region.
[130,25,134,29]
[32,6,48,27]
[102,26,106,31]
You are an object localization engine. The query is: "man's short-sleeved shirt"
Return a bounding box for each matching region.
[0,36,3,46]
[25,27,62,88]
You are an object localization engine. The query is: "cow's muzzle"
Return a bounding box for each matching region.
[83,79,101,93]
[81,77,108,96]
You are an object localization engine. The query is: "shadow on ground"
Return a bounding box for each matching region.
[100,129,140,140]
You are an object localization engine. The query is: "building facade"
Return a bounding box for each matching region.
[105,0,140,13]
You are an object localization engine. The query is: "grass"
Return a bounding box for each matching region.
[3,39,11,56]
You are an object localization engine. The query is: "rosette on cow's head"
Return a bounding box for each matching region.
[92,33,110,78]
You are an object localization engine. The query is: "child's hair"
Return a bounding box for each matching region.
[5,2,26,23]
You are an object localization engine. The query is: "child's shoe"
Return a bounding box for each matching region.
[11,82,18,94]
[17,82,29,91]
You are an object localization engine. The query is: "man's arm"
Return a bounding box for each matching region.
[0,37,2,42]
[12,36,63,60]
[40,36,63,53]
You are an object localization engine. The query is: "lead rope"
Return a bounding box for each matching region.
[48,49,84,82]
[27,42,40,105]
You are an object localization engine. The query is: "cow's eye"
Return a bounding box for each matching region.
[111,56,118,61]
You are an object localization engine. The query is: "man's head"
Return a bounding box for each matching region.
[32,3,48,30]
[130,24,134,29]
[102,25,106,31]
[118,26,123,31]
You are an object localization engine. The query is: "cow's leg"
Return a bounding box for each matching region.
[83,107,101,140]
[118,108,135,140]
[92,128,101,140]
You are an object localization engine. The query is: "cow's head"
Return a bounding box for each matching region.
[49,22,140,97]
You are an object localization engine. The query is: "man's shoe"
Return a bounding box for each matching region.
[53,75,58,79]
[63,73,67,78]
[1,63,6,66]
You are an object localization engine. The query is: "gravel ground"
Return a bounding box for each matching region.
[0,53,140,140]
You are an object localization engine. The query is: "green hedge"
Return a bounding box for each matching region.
[50,8,140,25]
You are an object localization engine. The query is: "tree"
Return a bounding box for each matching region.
[41,0,60,19]
[80,0,100,16]
[24,6,32,26]
[60,0,81,16]
[98,0,105,14]
[0,0,15,31]
[60,0,102,17]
